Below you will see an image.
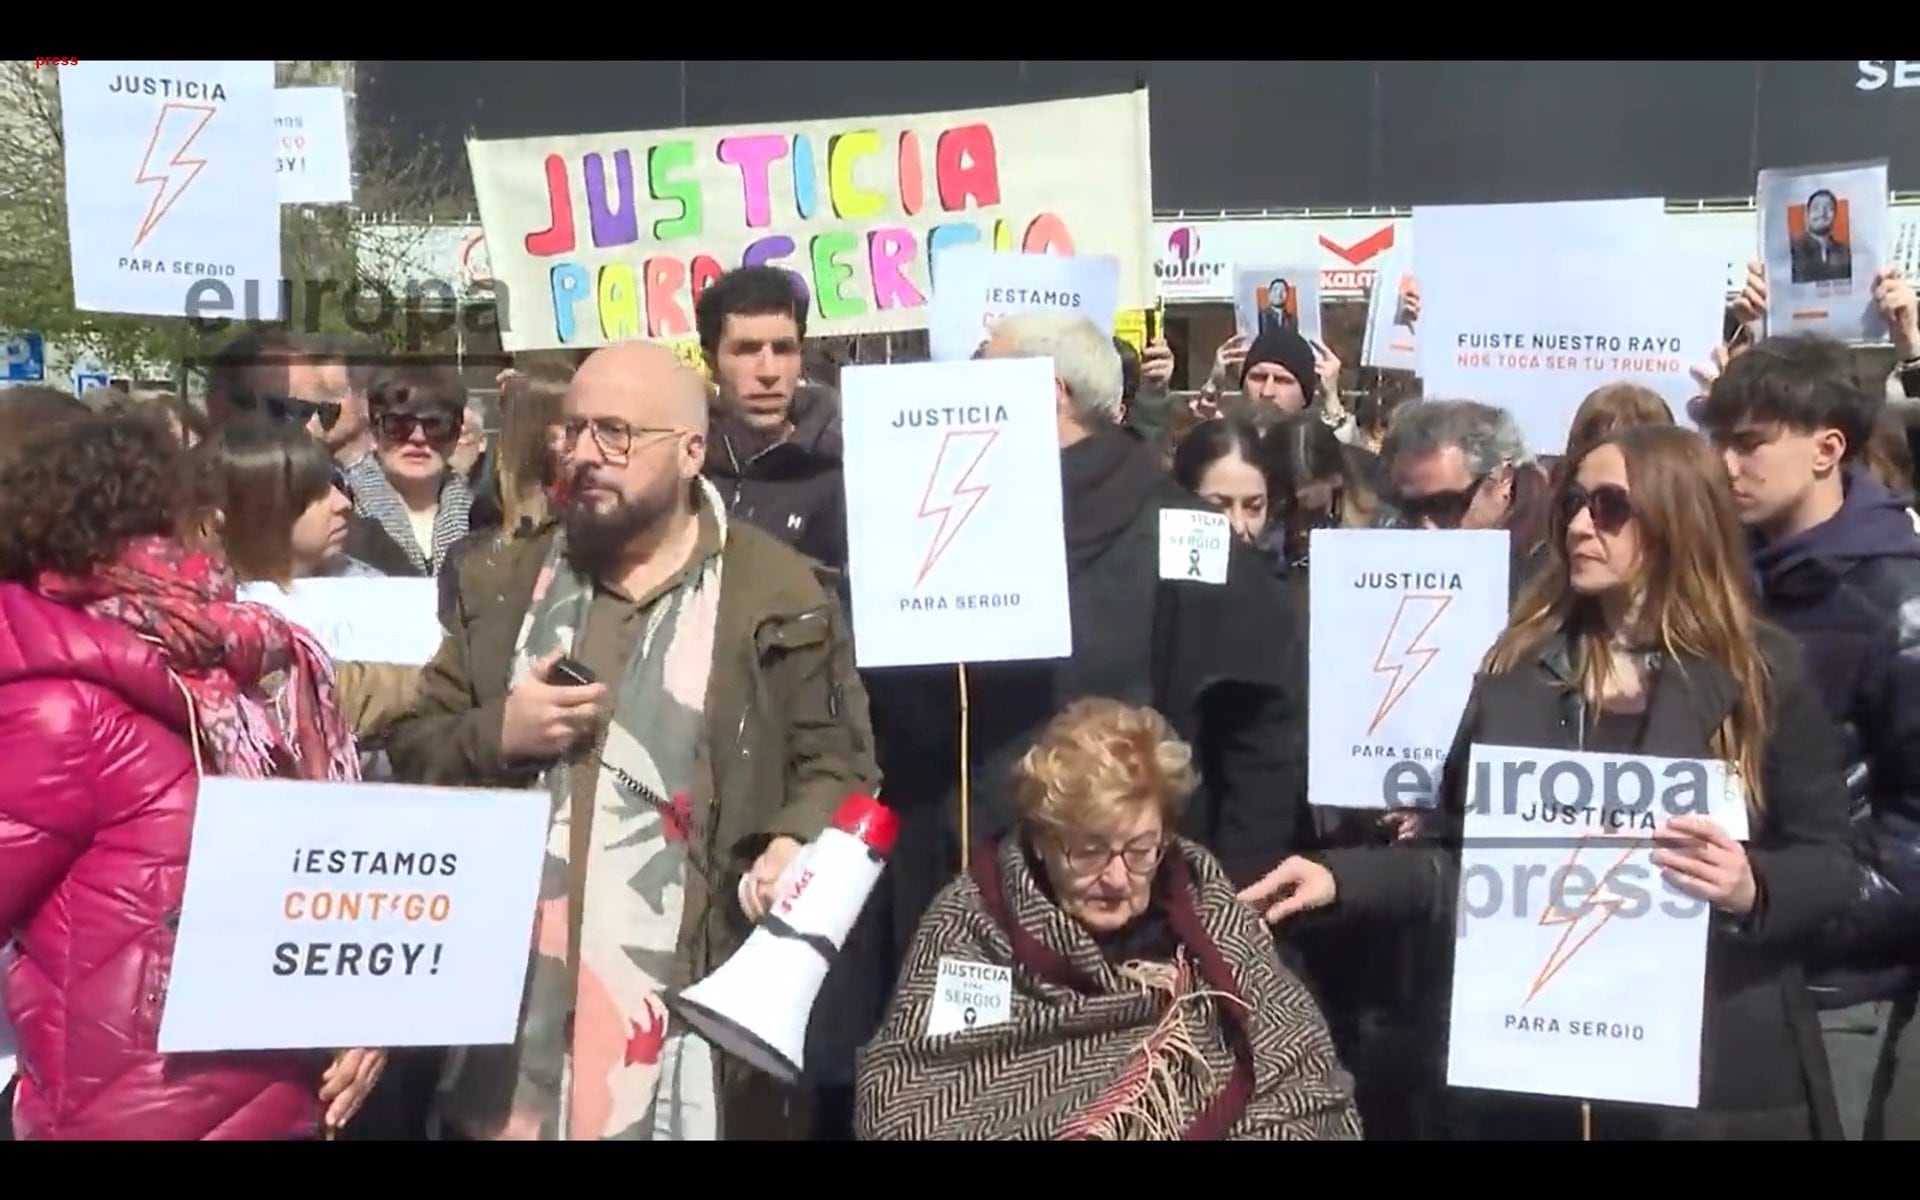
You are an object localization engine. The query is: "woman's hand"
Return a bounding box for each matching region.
[1237,856,1336,924]
[1651,815,1757,916]
[319,1047,387,1131]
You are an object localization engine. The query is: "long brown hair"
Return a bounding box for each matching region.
[495,360,570,530]
[192,422,336,586]
[1484,424,1772,815]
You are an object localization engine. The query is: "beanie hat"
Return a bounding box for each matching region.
[1238,326,1318,400]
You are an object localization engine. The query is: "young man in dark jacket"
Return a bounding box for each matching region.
[1698,333,1920,1141]
[696,266,847,570]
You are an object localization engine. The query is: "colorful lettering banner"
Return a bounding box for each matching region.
[467,91,1156,353]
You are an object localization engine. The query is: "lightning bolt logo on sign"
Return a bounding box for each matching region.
[914,429,997,587]
[1526,837,1639,1004]
[1367,593,1451,737]
[131,101,217,250]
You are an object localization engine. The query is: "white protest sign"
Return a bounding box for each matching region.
[1307,530,1509,810]
[159,779,549,1052]
[1231,264,1324,346]
[1158,509,1230,585]
[1360,245,1419,373]
[1415,199,1707,452]
[59,61,282,320]
[1446,744,1750,1109]
[840,357,1071,669]
[1757,160,1889,345]
[927,247,1121,363]
[926,957,1013,1036]
[240,578,445,665]
[275,86,353,205]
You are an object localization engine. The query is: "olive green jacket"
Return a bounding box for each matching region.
[385,518,880,1138]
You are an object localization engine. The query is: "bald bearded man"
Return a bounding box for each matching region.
[386,342,879,1143]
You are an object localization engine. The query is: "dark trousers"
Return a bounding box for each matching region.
[1,1076,13,1141]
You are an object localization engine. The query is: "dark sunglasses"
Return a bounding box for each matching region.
[1558,482,1635,535]
[1397,474,1487,529]
[236,392,342,432]
[375,410,459,444]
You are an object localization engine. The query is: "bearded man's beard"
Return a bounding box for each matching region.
[561,468,673,577]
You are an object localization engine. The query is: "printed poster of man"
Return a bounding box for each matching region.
[1757,159,1889,345]
[1362,245,1419,373]
[1232,264,1323,346]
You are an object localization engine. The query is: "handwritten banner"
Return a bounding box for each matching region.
[467,91,1156,352]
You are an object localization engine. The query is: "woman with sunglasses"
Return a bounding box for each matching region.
[1242,424,1856,1139]
[340,364,476,579]
[193,423,420,745]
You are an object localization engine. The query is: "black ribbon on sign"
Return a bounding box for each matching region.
[1187,547,1203,578]
[963,1007,979,1027]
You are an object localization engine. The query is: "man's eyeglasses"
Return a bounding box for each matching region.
[1558,482,1635,536]
[375,410,459,444]
[1057,833,1168,877]
[236,392,342,432]
[558,417,682,462]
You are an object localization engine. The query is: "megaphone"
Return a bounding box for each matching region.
[665,793,898,1085]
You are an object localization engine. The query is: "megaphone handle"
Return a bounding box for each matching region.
[956,663,972,872]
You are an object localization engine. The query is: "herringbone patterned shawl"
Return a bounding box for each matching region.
[854,836,1362,1141]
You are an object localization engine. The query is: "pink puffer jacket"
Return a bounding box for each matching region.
[0,582,324,1140]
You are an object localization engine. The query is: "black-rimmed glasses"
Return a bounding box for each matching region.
[558,417,682,462]
[1057,834,1168,877]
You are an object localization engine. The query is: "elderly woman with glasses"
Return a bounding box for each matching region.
[854,698,1361,1141]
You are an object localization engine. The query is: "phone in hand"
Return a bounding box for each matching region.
[550,656,597,687]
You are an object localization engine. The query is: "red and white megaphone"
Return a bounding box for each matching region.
[665,794,898,1085]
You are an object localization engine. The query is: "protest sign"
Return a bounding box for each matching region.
[1446,744,1750,1109]
[1360,245,1419,373]
[1758,159,1889,345]
[158,779,549,1052]
[1414,198,1720,453]
[240,578,445,666]
[60,61,282,320]
[1307,529,1509,809]
[840,357,1070,668]
[274,86,352,205]
[927,247,1121,362]
[467,91,1155,351]
[1231,264,1323,346]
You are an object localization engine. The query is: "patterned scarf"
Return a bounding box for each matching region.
[345,455,473,576]
[33,536,359,782]
[854,836,1362,1141]
[442,480,726,1141]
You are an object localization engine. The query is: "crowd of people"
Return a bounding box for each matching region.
[0,253,1916,1139]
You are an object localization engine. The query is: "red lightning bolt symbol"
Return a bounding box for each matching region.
[913,429,997,588]
[1525,838,1639,1005]
[1366,593,1451,736]
[132,101,217,250]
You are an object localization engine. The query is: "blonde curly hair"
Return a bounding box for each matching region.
[1013,698,1199,837]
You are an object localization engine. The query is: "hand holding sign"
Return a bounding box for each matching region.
[1650,815,1758,916]
[319,1047,387,1130]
